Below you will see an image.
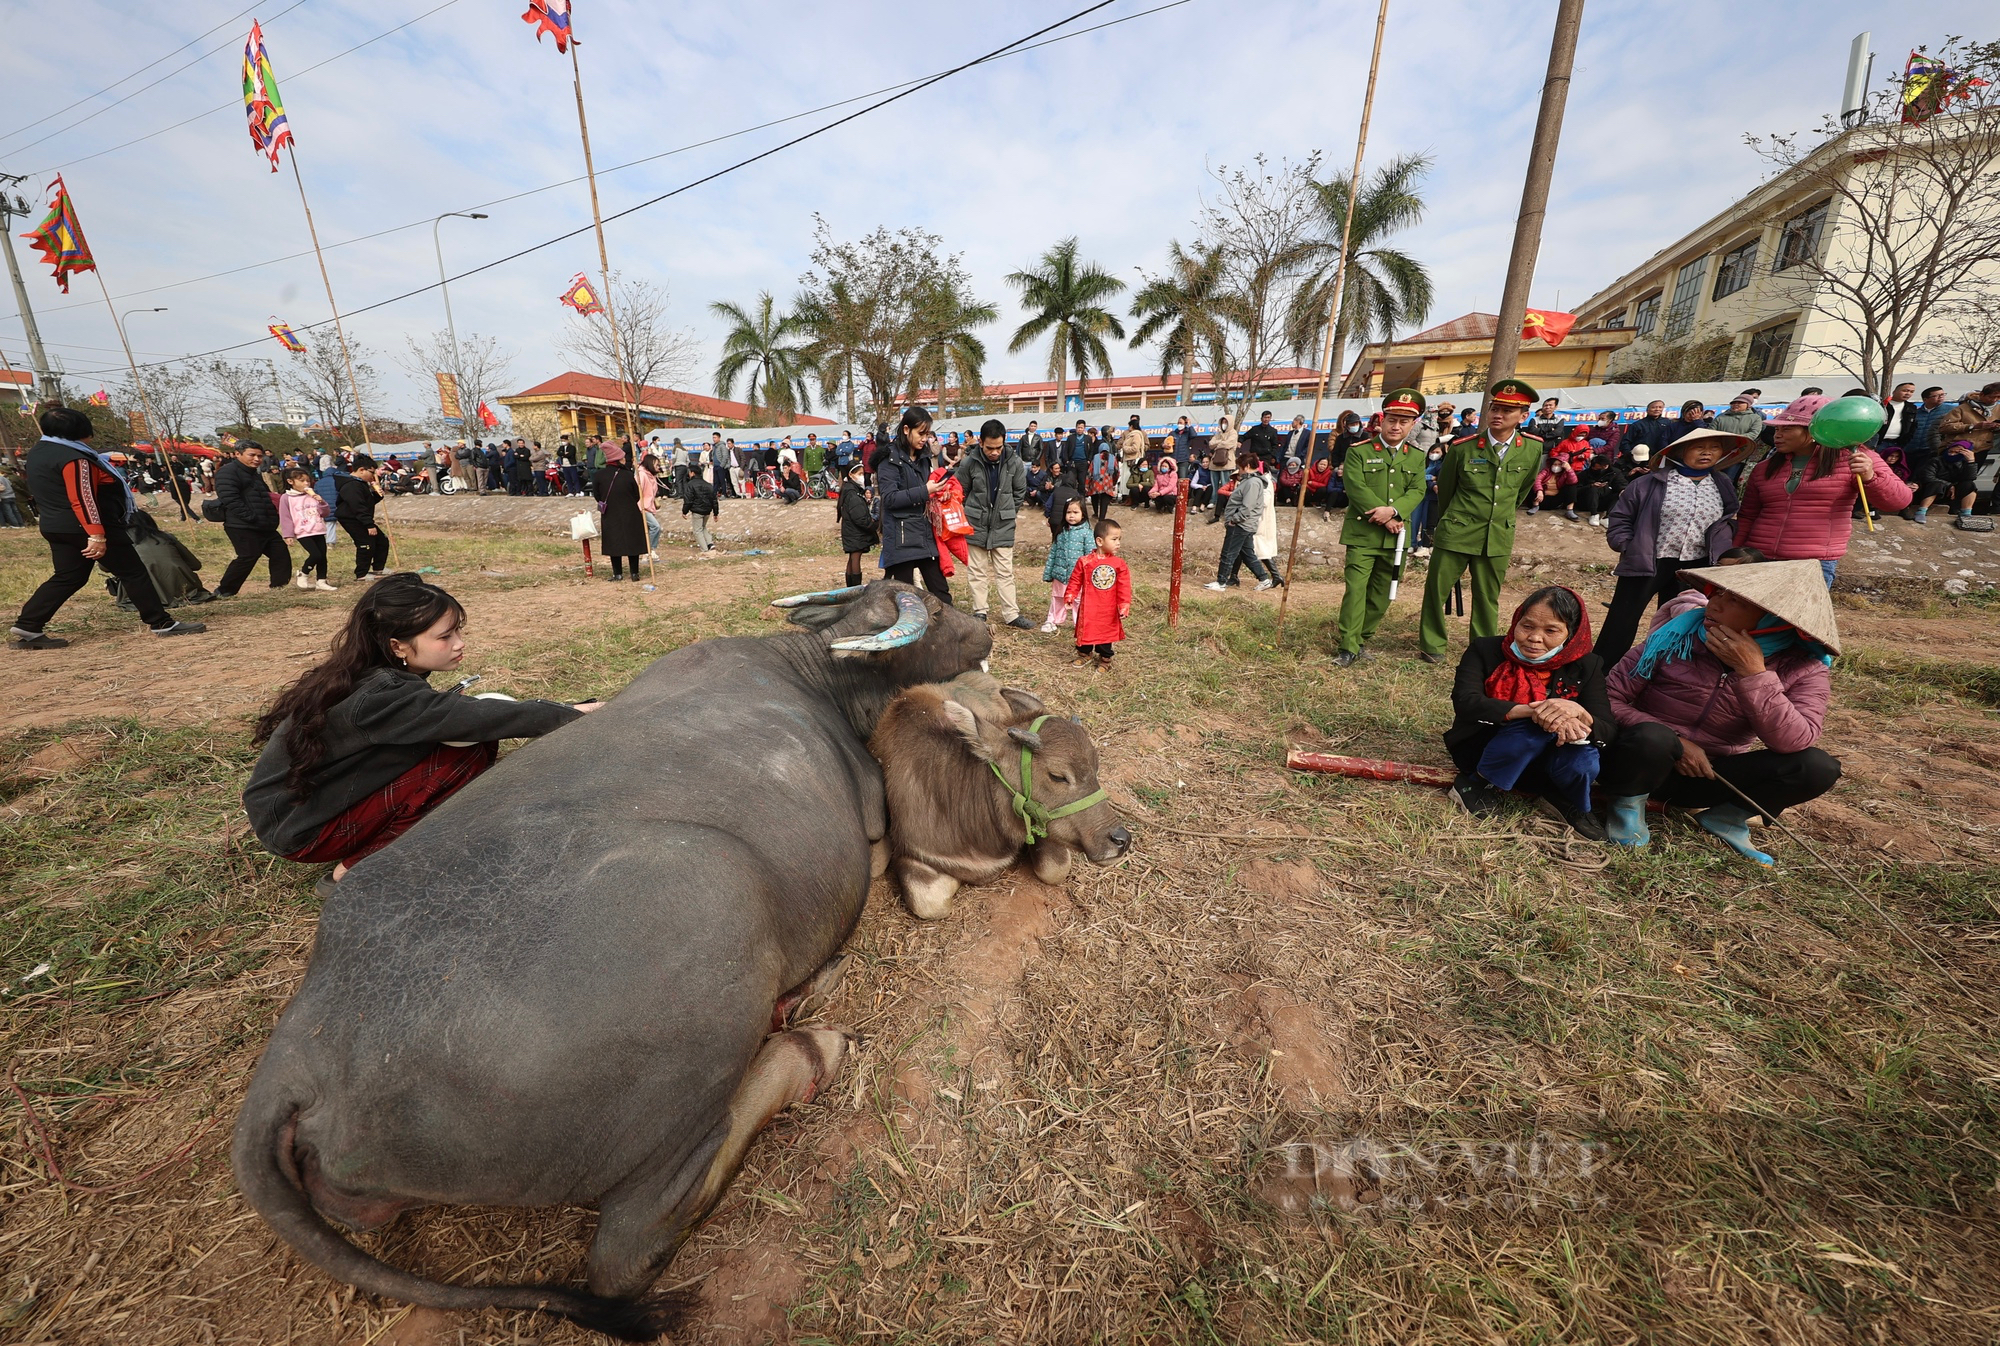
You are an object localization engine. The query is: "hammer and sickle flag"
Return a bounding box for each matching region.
[560,272,605,316]
[1522,308,1577,348]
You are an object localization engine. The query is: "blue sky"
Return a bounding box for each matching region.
[0,0,1985,421]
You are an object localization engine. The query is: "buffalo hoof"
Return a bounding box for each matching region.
[870,838,891,881]
[893,856,960,921]
[1029,842,1074,886]
[789,1024,856,1105]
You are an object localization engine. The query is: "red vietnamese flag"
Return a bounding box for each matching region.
[1522,309,1576,347]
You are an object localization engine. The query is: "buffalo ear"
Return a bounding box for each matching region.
[1006,725,1044,753]
[999,686,1046,718]
[939,699,997,759]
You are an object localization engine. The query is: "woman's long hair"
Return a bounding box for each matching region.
[253,575,466,797]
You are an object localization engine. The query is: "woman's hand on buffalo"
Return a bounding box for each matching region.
[574,701,605,713]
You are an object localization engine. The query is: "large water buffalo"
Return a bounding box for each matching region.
[231,582,990,1340]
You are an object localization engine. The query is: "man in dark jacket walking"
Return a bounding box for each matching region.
[336,454,390,579]
[214,441,293,595]
[953,418,1033,627]
[9,405,206,648]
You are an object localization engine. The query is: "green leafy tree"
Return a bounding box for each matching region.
[796,218,973,423]
[1129,240,1227,405]
[903,278,996,414]
[793,276,877,424]
[1006,238,1126,410]
[711,291,814,424]
[1285,152,1436,377]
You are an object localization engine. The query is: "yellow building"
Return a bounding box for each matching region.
[498,371,834,441]
[1341,313,1635,397]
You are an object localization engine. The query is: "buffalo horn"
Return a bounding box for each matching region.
[770,584,866,609]
[829,590,930,654]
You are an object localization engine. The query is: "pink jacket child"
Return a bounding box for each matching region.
[277,487,328,541]
[1149,456,1179,502]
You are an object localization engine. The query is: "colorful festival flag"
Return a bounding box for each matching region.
[1902,51,1989,125]
[219,430,241,448]
[268,318,306,353]
[1522,308,1577,348]
[89,389,110,405]
[242,20,294,172]
[477,401,499,430]
[435,371,464,421]
[522,0,572,53]
[21,175,95,294]
[559,272,604,316]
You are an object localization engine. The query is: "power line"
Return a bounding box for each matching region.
[0,0,273,142]
[1,0,312,159]
[18,0,465,176]
[9,0,1190,359]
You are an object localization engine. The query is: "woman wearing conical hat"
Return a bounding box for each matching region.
[1597,559,1842,865]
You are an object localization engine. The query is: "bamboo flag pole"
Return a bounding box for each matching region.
[1276,0,1391,634]
[285,148,374,452]
[93,269,194,522]
[568,36,642,444]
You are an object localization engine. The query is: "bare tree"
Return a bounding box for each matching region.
[1748,38,2000,393]
[124,364,205,447]
[558,273,699,432]
[400,331,516,436]
[204,359,283,436]
[1916,301,2000,374]
[1195,154,1323,425]
[282,341,382,446]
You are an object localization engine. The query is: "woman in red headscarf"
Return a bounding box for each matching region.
[1444,585,1617,839]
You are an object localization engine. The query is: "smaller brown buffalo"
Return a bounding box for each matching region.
[870,672,1130,918]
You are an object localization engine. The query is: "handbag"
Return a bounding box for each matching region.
[569,511,600,540]
[200,497,226,523]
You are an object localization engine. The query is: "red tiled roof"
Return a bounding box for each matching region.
[1398,313,1499,345]
[503,371,834,425]
[916,367,1326,400]
[0,369,30,387]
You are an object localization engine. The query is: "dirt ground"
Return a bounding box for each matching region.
[2,510,1997,1345]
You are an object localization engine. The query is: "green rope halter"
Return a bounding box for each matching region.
[987,715,1108,845]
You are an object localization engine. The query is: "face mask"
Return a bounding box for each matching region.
[1510,639,1562,664]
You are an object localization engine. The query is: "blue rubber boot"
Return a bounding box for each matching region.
[1698,803,1773,866]
[1605,795,1651,847]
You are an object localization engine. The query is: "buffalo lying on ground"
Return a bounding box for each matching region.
[870,671,1130,918]
[231,582,990,1341]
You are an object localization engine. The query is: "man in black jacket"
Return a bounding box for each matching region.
[214,441,293,595]
[9,405,205,648]
[336,454,390,580]
[1243,409,1283,465]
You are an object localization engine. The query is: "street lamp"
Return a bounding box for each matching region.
[432,212,488,359]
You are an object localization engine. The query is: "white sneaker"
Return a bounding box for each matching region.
[1203,581,1228,592]
[1039,622,1057,633]
[1254,578,1275,591]
[314,579,338,591]
[294,572,311,590]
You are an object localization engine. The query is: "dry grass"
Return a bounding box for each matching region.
[2,522,1998,1345]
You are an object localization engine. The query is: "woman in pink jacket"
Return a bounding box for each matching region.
[1733,394,1912,586]
[1598,559,1841,865]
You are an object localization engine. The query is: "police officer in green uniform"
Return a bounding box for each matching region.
[1417,377,1544,663]
[1334,388,1429,667]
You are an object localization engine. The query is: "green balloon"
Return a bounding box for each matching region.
[1809,395,1886,449]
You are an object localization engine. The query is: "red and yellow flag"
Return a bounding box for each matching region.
[22,175,95,294]
[242,21,293,172]
[559,272,605,316]
[269,318,306,353]
[1522,309,1576,348]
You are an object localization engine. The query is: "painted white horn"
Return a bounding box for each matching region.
[829,590,930,654]
[771,584,867,609]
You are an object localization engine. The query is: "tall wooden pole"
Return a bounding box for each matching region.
[287,148,374,451]
[569,38,642,443]
[94,270,194,522]
[1483,0,1585,403]
[1275,0,1390,633]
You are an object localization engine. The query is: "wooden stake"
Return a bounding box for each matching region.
[1166,473,1189,627]
[94,269,195,522]
[286,148,374,451]
[1276,0,1391,633]
[569,38,642,443]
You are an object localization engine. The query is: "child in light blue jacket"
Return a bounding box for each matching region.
[1040,497,1094,632]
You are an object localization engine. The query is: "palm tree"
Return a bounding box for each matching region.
[793,277,876,424]
[1284,153,1436,383]
[711,292,814,423]
[1128,240,1227,406]
[903,278,997,414]
[1006,237,1126,410]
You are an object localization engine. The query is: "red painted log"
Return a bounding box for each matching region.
[1285,750,1457,788]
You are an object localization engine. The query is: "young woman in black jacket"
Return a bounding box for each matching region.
[1445,585,1616,839]
[836,460,878,589]
[245,575,600,884]
[874,406,952,602]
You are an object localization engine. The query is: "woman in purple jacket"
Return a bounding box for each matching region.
[1598,559,1841,865]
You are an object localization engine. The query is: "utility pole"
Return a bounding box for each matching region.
[0,176,59,399]
[1484,0,1585,404]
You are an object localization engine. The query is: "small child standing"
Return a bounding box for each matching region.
[1062,517,1132,667]
[1041,497,1093,632]
[279,468,336,591]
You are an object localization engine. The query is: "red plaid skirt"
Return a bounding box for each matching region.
[284,742,497,868]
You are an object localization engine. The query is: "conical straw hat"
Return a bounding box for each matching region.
[1677,559,1841,654]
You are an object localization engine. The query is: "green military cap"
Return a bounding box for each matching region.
[1488,377,1538,407]
[1382,387,1426,415]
